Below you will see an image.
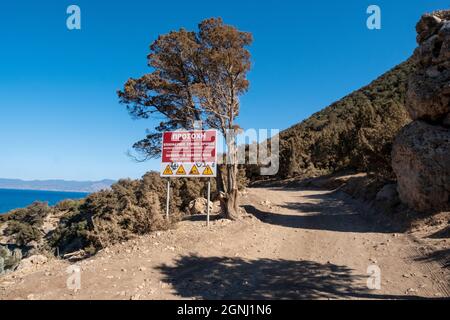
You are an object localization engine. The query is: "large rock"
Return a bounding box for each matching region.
[416,13,443,44]
[406,11,450,122]
[393,10,450,213]
[375,184,400,210]
[392,121,450,212]
[186,198,213,215]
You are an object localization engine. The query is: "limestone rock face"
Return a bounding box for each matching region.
[406,12,450,122]
[392,121,450,212]
[416,12,443,44]
[392,10,450,213]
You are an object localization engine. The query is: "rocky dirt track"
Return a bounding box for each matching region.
[0,186,448,300]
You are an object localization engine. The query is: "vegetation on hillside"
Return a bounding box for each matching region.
[49,172,217,255]
[1,202,52,246]
[275,60,414,180]
[1,170,249,261]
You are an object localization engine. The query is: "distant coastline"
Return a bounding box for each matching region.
[0,178,115,193]
[0,187,91,194]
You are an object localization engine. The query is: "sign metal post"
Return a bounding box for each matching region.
[207,179,211,227]
[166,179,170,220]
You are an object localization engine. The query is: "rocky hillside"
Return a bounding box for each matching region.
[276,60,414,180]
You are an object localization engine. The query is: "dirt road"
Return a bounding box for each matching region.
[0,187,448,300]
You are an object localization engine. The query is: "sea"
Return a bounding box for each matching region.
[0,189,89,214]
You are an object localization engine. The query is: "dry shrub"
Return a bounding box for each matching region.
[49,171,217,255]
[5,171,245,257]
[85,185,167,249]
[2,202,52,246]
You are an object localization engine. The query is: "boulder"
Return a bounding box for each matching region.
[416,13,442,43]
[187,198,213,215]
[375,184,400,210]
[392,121,450,212]
[406,67,450,121]
[416,10,450,43]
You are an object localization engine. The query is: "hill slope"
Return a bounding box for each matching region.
[277,60,414,180]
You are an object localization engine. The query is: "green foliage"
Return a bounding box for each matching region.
[118,18,252,162]
[54,199,82,212]
[4,221,42,246]
[2,202,52,246]
[2,172,246,257]
[275,60,413,180]
[47,199,90,255]
[49,172,221,255]
[1,202,51,226]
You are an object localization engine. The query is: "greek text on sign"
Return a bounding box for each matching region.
[160,130,217,177]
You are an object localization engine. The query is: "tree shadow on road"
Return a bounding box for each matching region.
[243,198,393,233]
[157,255,425,300]
[428,226,450,239]
[414,248,450,269]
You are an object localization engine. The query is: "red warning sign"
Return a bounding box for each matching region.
[160,130,217,177]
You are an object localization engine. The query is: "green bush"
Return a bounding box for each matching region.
[55,199,83,212]
[1,202,52,246]
[3,171,246,257]
[4,221,42,246]
[1,202,51,226]
[49,171,220,255]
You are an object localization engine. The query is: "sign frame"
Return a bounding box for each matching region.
[160,129,218,178]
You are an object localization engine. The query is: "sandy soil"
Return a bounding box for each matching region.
[0,186,448,300]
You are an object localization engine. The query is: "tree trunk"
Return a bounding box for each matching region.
[227,162,240,217]
[217,165,240,220]
[217,130,240,220]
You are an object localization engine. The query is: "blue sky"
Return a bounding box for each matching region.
[0,0,447,181]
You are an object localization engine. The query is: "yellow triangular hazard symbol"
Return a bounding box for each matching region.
[189,165,200,175]
[176,165,186,175]
[202,165,214,176]
[163,165,173,175]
